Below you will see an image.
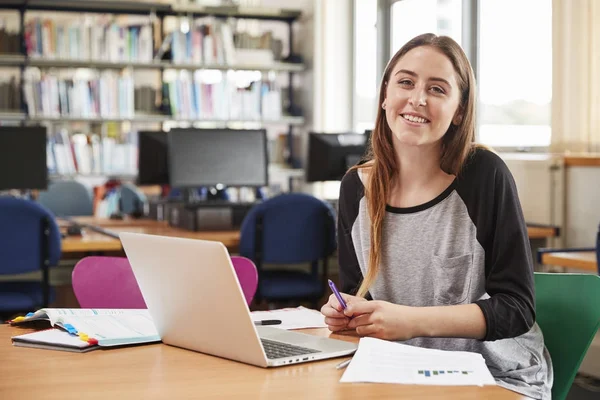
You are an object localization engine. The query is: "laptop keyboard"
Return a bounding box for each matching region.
[261,338,321,360]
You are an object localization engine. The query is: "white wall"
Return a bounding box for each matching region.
[565,166,600,247]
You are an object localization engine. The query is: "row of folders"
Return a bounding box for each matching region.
[47,129,137,176]
[23,68,283,121]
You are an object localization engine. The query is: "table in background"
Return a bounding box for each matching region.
[540,251,597,273]
[0,326,527,400]
[60,217,240,254]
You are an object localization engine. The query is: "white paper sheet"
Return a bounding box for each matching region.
[250,306,327,330]
[340,337,497,386]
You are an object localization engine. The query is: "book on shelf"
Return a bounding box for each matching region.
[47,128,137,176]
[158,17,237,66]
[23,67,135,119]
[25,16,153,63]
[0,26,20,54]
[10,308,160,353]
[162,71,281,121]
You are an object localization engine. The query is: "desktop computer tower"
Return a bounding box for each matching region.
[144,198,179,222]
[167,202,256,231]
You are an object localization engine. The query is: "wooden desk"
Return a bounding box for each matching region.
[61,218,240,254]
[0,326,526,400]
[60,218,554,255]
[541,251,598,273]
[526,225,559,239]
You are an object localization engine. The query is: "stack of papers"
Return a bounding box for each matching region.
[341,337,496,386]
[250,306,327,330]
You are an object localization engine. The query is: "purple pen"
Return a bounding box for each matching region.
[328,279,348,310]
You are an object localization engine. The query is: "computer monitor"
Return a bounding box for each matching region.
[0,126,47,190]
[168,128,268,189]
[137,131,169,186]
[306,132,369,182]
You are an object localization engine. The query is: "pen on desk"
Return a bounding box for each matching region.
[253,319,282,326]
[328,279,348,311]
[336,359,352,370]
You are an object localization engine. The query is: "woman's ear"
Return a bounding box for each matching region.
[452,107,463,125]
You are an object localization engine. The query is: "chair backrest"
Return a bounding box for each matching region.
[231,256,258,306]
[0,197,62,275]
[38,180,94,216]
[239,193,336,264]
[120,183,147,215]
[72,256,147,309]
[72,256,258,308]
[534,272,600,400]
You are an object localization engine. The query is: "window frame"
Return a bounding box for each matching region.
[352,0,551,153]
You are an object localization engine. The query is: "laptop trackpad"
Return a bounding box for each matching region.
[257,326,357,353]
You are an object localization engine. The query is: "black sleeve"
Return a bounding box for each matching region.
[458,149,536,341]
[337,170,365,296]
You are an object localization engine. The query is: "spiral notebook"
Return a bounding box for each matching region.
[10,308,160,351]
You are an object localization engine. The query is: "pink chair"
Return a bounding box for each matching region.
[72,255,258,308]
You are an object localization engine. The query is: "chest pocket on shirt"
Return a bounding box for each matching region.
[432,253,473,305]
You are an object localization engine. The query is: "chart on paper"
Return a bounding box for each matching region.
[419,370,474,377]
[340,337,496,386]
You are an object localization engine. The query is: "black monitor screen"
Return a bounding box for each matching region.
[306,132,368,182]
[168,128,268,188]
[0,126,47,190]
[137,131,169,186]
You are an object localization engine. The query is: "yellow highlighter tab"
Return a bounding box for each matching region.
[78,332,89,342]
[10,316,26,323]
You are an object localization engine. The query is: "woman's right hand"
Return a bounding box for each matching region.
[320,292,366,332]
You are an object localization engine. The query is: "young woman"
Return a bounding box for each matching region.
[321,33,553,399]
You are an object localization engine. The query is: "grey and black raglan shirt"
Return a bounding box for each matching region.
[337,148,553,399]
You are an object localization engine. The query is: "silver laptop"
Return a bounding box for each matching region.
[119,232,357,367]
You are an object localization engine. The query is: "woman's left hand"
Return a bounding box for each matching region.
[344,300,419,341]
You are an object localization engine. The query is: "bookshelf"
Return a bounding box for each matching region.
[0,0,306,179]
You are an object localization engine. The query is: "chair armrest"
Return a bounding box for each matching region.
[536,247,596,264]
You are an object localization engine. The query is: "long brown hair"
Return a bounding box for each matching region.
[353,33,477,298]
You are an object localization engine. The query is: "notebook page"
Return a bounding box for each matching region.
[60,311,160,346]
[340,337,496,386]
[12,328,93,349]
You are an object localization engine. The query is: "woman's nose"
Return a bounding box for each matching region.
[409,90,427,107]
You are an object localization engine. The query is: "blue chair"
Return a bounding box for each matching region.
[537,222,600,274]
[239,193,336,308]
[37,180,94,216]
[0,197,62,315]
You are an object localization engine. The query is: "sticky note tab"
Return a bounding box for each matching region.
[63,323,78,335]
[11,316,25,323]
[26,312,35,317]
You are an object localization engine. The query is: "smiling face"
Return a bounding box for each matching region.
[383,46,462,149]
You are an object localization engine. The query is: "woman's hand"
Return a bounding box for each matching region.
[344,300,419,341]
[320,292,366,332]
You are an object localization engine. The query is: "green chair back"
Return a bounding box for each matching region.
[534,273,600,400]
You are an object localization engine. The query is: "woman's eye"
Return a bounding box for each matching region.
[398,79,413,86]
[431,86,445,94]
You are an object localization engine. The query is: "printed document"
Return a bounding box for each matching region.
[340,337,496,386]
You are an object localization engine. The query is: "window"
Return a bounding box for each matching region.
[478,0,552,149]
[353,0,378,132]
[391,0,462,53]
